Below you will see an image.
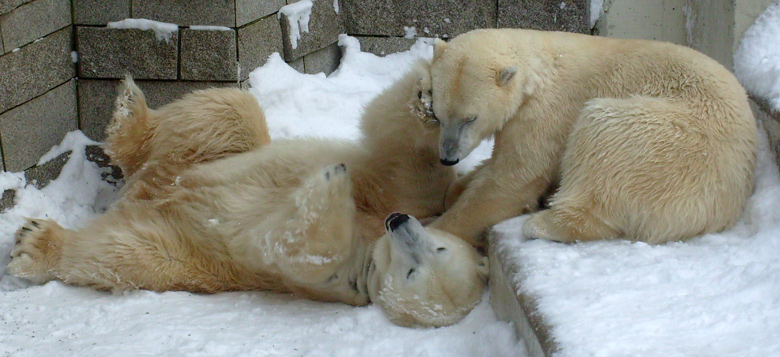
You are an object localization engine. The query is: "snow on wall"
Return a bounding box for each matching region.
[735,0,780,111]
[279,0,313,50]
[189,25,232,31]
[106,18,179,42]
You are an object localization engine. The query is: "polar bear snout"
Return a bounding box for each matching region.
[385,212,410,232]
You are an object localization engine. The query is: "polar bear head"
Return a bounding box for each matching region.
[430,30,541,165]
[368,213,489,327]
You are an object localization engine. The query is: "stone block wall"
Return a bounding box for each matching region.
[1,0,591,173]
[0,0,75,172]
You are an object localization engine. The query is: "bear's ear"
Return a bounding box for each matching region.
[497,66,518,87]
[433,39,449,62]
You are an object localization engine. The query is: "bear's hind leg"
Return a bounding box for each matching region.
[105,76,155,177]
[522,208,618,243]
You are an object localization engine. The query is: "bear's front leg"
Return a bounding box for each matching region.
[272,164,357,283]
[8,219,66,284]
[430,122,562,246]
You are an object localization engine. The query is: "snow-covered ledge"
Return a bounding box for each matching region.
[488,224,557,357]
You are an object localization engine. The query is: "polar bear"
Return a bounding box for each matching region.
[8,61,489,327]
[427,29,757,245]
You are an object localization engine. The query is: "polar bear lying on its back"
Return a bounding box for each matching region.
[8,61,489,328]
[427,29,757,246]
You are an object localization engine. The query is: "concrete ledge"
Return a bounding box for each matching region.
[488,228,559,357]
[751,97,780,166]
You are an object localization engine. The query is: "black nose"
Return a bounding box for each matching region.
[385,213,410,231]
[440,158,459,166]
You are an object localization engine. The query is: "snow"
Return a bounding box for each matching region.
[278,0,313,50]
[404,26,417,39]
[0,37,519,355]
[70,51,78,64]
[106,18,178,43]
[735,0,780,111]
[492,107,780,354]
[189,25,232,32]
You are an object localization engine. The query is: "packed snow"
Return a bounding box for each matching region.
[106,18,178,43]
[0,37,519,355]
[735,0,780,112]
[189,25,232,32]
[279,0,313,50]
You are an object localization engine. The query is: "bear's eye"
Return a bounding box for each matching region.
[417,91,423,99]
[466,116,477,124]
[406,268,416,279]
[436,247,447,252]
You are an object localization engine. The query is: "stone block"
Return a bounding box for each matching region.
[303,42,340,75]
[132,0,235,27]
[0,189,15,212]
[341,0,495,38]
[181,28,238,81]
[354,36,416,56]
[498,0,589,33]
[0,0,33,16]
[78,79,239,141]
[0,26,74,113]
[73,0,130,25]
[280,0,344,61]
[24,150,69,187]
[237,0,285,27]
[0,79,78,172]
[287,57,304,73]
[76,26,179,80]
[0,0,71,51]
[238,14,283,80]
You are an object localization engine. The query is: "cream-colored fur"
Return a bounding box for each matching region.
[428,29,757,245]
[8,61,489,327]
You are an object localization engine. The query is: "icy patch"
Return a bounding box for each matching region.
[189,25,232,31]
[278,0,313,50]
[735,1,780,111]
[70,51,78,63]
[107,18,178,42]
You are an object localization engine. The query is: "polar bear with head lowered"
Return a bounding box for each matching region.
[8,60,489,328]
[427,29,757,245]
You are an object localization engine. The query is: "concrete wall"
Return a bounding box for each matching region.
[0,0,75,172]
